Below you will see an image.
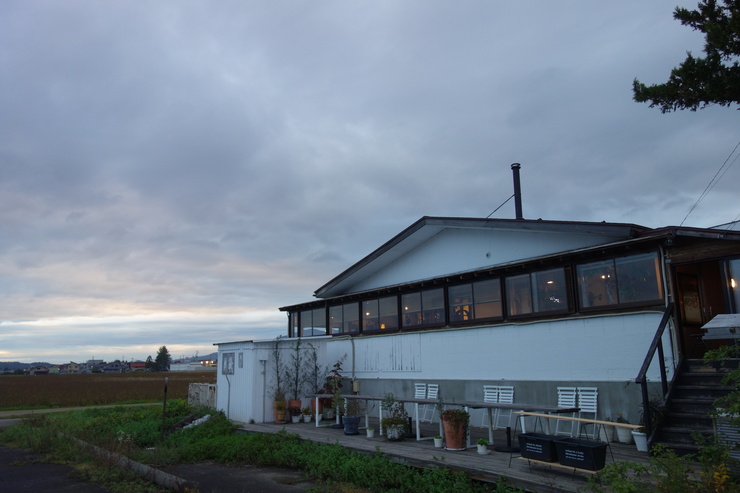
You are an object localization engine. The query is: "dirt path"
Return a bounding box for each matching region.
[0,407,324,493]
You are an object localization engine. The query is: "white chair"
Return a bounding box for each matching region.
[494,386,514,430]
[414,383,427,400]
[555,387,577,436]
[577,387,599,438]
[480,385,498,427]
[422,384,439,423]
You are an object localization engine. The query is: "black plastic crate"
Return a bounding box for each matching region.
[554,437,608,471]
[518,433,558,462]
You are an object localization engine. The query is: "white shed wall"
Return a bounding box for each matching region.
[216,341,272,424]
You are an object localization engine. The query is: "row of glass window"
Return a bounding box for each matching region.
[293,251,664,336]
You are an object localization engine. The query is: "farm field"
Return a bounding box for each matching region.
[0,371,216,410]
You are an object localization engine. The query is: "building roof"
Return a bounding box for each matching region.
[277,216,740,313]
[312,216,648,299]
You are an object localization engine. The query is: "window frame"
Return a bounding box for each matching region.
[448,278,503,324]
[402,288,446,330]
[576,251,664,312]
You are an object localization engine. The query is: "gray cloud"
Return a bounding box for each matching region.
[1,0,737,363]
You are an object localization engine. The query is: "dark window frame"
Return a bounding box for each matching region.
[576,252,664,312]
[287,249,666,336]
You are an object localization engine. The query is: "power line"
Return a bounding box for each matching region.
[680,137,740,226]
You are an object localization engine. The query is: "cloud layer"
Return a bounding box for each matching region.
[1,1,737,363]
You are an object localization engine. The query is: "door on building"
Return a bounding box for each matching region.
[674,261,729,359]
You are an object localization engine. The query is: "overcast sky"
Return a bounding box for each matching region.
[1,1,738,364]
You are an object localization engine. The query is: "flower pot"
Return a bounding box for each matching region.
[518,433,558,462]
[554,437,608,471]
[599,425,614,443]
[616,426,633,444]
[632,430,648,452]
[366,428,375,438]
[477,444,489,455]
[433,437,444,448]
[311,397,329,415]
[291,415,301,424]
[442,419,466,451]
[273,401,287,423]
[384,423,405,441]
[343,415,361,435]
[303,414,312,423]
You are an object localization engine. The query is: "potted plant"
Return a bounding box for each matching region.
[476,438,489,455]
[304,344,334,415]
[366,426,375,438]
[440,408,469,451]
[599,417,615,443]
[632,426,648,452]
[343,399,365,435]
[319,356,345,424]
[330,369,347,429]
[273,394,287,424]
[285,338,306,412]
[301,406,312,423]
[554,436,608,471]
[614,413,633,444]
[381,393,408,441]
[433,435,444,448]
[632,398,666,452]
[271,337,287,423]
[289,406,302,424]
[518,432,558,462]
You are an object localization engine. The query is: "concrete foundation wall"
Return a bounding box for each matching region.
[188,383,217,408]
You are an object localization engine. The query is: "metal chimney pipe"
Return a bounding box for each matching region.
[511,163,523,220]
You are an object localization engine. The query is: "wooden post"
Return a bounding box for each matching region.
[161,377,168,441]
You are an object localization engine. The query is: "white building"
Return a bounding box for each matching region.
[216,215,740,447]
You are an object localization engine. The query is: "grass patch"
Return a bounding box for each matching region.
[0,401,523,493]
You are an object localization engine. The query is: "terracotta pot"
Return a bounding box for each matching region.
[442,419,466,450]
[310,397,331,414]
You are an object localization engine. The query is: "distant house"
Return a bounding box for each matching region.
[129,361,147,372]
[65,362,81,374]
[101,360,126,373]
[28,366,49,376]
[81,359,104,373]
[170,357,218,372]
[216,215,740,430]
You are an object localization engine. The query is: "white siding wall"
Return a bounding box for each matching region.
[352,228,628,293]
[217,312,674,423]
[339,312,668,382]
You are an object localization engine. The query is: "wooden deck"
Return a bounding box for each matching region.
[237,417,652,493]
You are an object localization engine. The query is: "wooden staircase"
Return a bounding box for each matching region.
[652,359,737,455]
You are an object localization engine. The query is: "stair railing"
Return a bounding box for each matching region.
[635,302,676,441]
